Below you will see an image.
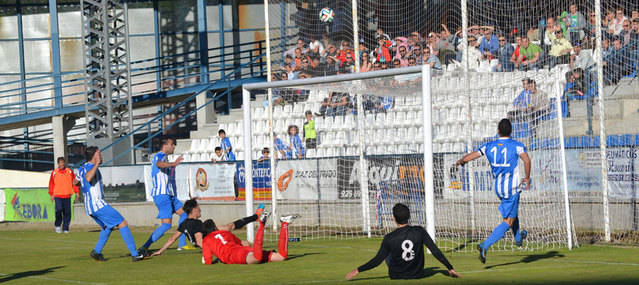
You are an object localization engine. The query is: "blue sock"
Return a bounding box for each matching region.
[119,226,139,256]
[482,222,510,250]
[512,218,522,243]
[94,227,112,254]
[177,213,187,248]
[143,223,172,248]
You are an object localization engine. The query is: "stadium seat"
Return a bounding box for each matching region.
[189,139,200,153]
[343,115,355,130]
[316,148,325,157]
[236,151,244,160]
[325,147,335,157]
[306,148,316,158]
[182,153,191,162]
[197,138,209,153]
[292,103,304,117]
[315,116,324,129]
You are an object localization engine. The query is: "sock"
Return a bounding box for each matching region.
[511,218,522,243]
[143,223,172,248]
[482,222,510,250]
[178,213,187,248]
[233,214,258,229]
[252,222,265,261]
[94,227,112,254]
[119,226,139,256]
[278,222,290,259]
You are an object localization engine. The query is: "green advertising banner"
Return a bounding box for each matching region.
[3,188,74,222]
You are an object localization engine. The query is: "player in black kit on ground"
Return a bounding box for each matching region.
[149,199,263,257]
[346,203,462,280]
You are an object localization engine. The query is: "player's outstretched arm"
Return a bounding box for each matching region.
[346,240,389,280]
[156,156,183,168]
[519,152,531,190]
[151,231,182,257]
[456,151,481,166]
[423,229,461,278]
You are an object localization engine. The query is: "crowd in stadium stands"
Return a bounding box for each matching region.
[274,5,638,87]
[258,5,639,159]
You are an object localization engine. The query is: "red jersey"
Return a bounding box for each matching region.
[202,230,249,264]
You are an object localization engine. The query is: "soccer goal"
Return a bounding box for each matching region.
[240,65,576,252]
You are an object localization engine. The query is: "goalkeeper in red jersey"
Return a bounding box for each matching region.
[201,211,299,264]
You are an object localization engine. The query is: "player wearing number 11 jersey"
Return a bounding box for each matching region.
[456,118,531,264]
[346,203,461,280]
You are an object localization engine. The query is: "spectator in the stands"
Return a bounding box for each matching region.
[604,37,633,85]
[510,36,525,68]
[568,3,587,44]
[309,37,324,57]
[620,19,632,45]
[570,41,595,72]
[338,41,355,64]
[549,29,573,68]
[257,148,269,163]
[371,61,381,71]
[462,36,482,70]
[438,24,458,64]
[309,57,324,77]
[479,26,499,60]
[395,44,410,67]
[565,68,586,98]
[376,28,392,42]
[303,110,317,149]
[632,10,639,20]
[375,35,392,64]
[360,51,372,72]
[319,92,350,116]
[320,33,330,50]
[516,36,542,71]
[286,125,305,159]
[631,19,639,48]
[426,32,440,56]
[558,12,572,42]
[586,11,597,40]
[219,129,235,161]
[423,48,442,70]
[339,53,355,74]
[496,35,514,72]
[273,134,287,160]
[544,17,559,48]
[611,8,628,35]
[392,58,402,69]
[513,78,531,110]
[324,55,339,76]
[407,56,417,67]
[210,147,224,163]
[601,38,613,58]
[285,38,307,59]
[411,43,424,65]
[380,61,389,70]
[604,10,615,33]
[324,43,338,60]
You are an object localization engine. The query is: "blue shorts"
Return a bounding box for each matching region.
[498,193,520,219]
[153,194,183,219]
[91,205,125,230]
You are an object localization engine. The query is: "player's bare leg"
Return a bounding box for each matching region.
[246,211,270,264]
[269,214,300,262]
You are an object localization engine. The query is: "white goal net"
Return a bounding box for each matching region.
[241,66,576,252]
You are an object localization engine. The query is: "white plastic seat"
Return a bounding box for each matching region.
[325,147,335,157]
[182,153,191,162]
[189,139,201,153]
[315,148,325,157]
[306,148,316,158]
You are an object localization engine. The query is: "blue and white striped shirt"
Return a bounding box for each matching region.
[220,137,236,161]
[151,152,176,196]
[77,162,107,215]
[478,137,526,199]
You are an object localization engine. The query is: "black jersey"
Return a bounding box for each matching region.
[177,218,208,245]
[357,225,453,280]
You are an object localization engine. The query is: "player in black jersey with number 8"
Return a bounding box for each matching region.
[346,203,461,280]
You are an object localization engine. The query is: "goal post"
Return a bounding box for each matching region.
[241,65,575,251]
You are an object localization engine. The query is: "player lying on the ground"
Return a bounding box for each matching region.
[201,211,300,264]
[79,147,145,262]
[149,199,265,257]
[346,203,461,280]
[456,118,530,264]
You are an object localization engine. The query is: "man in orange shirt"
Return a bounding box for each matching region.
[48,157,79,233]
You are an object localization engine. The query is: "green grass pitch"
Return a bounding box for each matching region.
[1,226,639,284]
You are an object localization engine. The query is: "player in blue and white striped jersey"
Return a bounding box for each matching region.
[78,146,144,262]
[456,119,531,264]
[139,137,188,255]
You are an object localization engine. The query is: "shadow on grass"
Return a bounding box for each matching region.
[485,250,565,269]
[285,252,324,261]
[0,266,65,283]
[446,238,481,253]
[351,267,449,282]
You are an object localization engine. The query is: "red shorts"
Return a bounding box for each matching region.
[222,246,272,264]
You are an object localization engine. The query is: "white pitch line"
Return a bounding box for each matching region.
[0,272,106,285]
[552,260,639,267]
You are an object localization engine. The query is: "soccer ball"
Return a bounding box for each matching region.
[319,7,334,23]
